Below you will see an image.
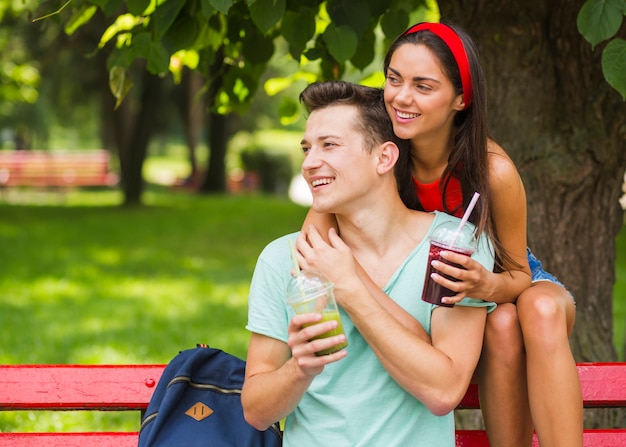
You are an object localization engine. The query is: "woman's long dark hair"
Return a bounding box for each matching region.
[384,22,516,273]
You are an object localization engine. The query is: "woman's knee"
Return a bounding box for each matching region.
[517,282,575,340]
[518,283,568,327]
[484,303,523,350]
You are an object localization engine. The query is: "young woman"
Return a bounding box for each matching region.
[303,22,582,447]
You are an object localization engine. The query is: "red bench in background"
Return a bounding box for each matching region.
[0,362,624,446]
[0,150,118,189]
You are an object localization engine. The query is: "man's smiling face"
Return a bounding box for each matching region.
[300,104,378,215]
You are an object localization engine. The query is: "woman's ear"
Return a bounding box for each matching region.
[376,141,400,175]
[453,93,465,111]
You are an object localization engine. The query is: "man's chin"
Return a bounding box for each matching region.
[311,201,333,214]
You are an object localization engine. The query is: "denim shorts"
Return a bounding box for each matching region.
[527,247,575,304]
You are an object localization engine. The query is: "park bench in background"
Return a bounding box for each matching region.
[0,150,118,189]
[0,362,624,446]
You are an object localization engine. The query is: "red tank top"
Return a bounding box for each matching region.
[412,175,464,218]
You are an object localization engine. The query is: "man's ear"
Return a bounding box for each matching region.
[376,141,400,175]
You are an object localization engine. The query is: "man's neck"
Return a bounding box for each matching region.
[335,194,432,288]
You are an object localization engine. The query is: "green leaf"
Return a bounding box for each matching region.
[92,0,124,17]
[242,31,275,64]
[577,0,624,48]
[64,4,97,35]
[350,27,375,70]
[152,0,187,38]
[323,24,358,62]
[106,46,135,70]
[249,0,286,33]
[200,0,216,17]
[366,0,393,16]
[126,0,150,16]
[108,66,133,108]
[145,42,171,74]
[264,76,292,96]
[602,38,626,100]
[132,31,152,49]
[163,16,201,53]
[380,7,410,40]
[278,96,300,126]
[208,0,234,15]
[327,0,371,36]
[130,32,170,74]
[196,20,226,53]
[303,44,325,61]
[281,9,316,53]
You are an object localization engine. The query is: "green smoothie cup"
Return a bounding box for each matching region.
[286,270,348,356]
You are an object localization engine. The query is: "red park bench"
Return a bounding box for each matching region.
[0,362,624,446]
[0,150,118,189]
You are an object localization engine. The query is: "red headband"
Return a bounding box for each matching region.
[404,22,473,110]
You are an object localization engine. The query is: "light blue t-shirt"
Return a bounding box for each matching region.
[246,211,495,447]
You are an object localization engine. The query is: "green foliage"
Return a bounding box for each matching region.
[249,0,286,34]
[577,0,624,47]
[39,0,439,113]
[64,4,98,35]
[126,0,150,16]
[240,148,293,193]
[0,1,41,117]
[602,38,626,100]
[281,8,316,59]
[209,0,235,15]
[577,0,626,99]
[380,6,411,38]
[323,23,358,61]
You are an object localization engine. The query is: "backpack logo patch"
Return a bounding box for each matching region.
[185,402,213,421]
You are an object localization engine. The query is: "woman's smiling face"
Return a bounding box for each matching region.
[384,43,464,144]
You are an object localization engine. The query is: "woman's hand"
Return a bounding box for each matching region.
[296,225,358,288]
[429,250,493,305]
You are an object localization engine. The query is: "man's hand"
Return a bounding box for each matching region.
[288,313,347,377]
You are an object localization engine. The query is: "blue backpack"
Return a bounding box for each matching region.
[138,344,282,447]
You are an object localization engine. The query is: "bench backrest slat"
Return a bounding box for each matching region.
[0,433,139,447]
[1,363,624,411]
[458,362,626,409]
[0,365,163,411]
[0,150,117,187]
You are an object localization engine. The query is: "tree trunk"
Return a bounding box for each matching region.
[200,111,229,193]
[199,47,230,194]
[441,0,626,429]
[104,65,164,206]
[178,68,205,180]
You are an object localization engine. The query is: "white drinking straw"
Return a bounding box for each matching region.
[452,192,480,245]
[289,239,301,277]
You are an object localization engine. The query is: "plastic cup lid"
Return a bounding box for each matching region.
[286,270,333,303]
[430,220,477,250]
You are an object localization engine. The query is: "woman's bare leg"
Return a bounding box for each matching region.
[517,281,582,447]
[477,303,534,447]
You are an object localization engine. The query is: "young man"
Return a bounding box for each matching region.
[241,81,495,447]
